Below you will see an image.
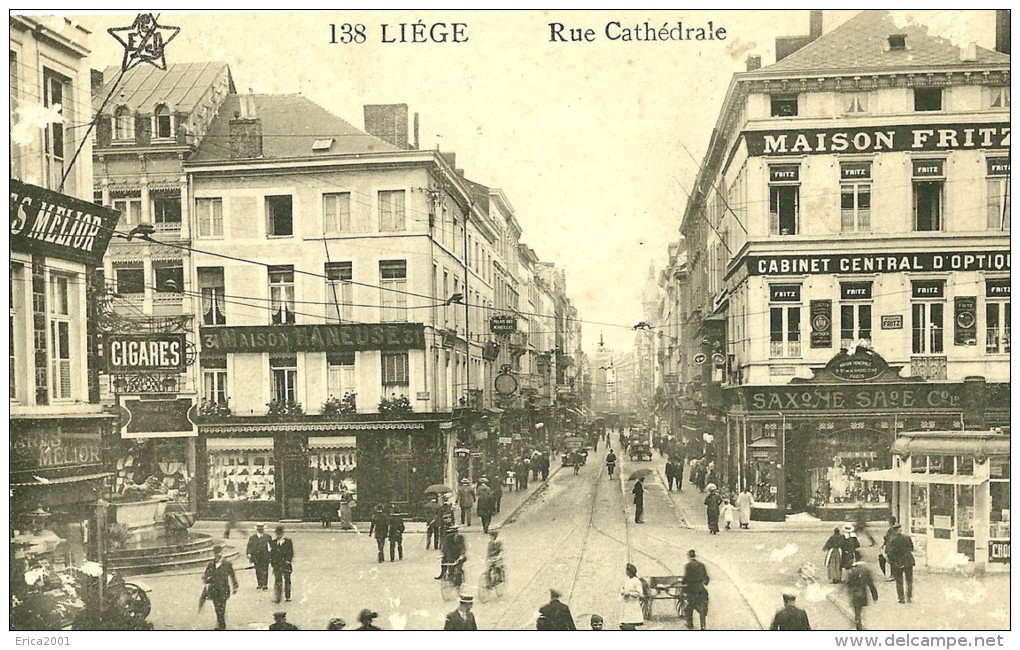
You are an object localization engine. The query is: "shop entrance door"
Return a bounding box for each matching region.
[784,429,808,513]
[926,483,957,568]
[277,435,308,519]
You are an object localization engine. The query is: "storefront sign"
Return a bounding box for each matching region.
[840,282,873,301]
[769,284,801,302]
[738,383,962,413]
[742,251,1009,277]
[9,179,121,266]
[744,123,1010,157]
[986,278,1010,298]
[840,161,872,180]
[693,353,707,365]
[494,373,519,396]
[953,297,977,346]
[987,157,1010,177]
[912,280,945,299]
[769,164,799,183]
[989,540,1010,564]
[810,300,832,348]
[11,428,103,472]
[106,334,187,372]
[881,315,903,330]
[912,159,945,178]
[828,351,886,382]
[120,397,197,438]
[498,436,512,445]
[489,315,518,334]
[200,323,426,353]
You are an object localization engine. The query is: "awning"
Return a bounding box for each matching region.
[11,472,112,487]
[856,469,986,485]
[205,437,273,452]
[748,438,777,449]
[891,431,1010,458]
[307,436,357,450]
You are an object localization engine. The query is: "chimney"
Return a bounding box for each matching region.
[90,69,104,95]
[961,42,979,62]
[746,54,762,71]
[775,10,823,61]
[413,112,420,150]
[809,10,823,39]
[440,152,456,169]
[363,103,410,149]
[229,96,263,159]
[995,9,1010,54]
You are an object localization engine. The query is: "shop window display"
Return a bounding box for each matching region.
[989,458,1010,540]
[207,451,275,501]
[113,440,190,498]
[308,449,357,501]
[911,484,929,533]
[809,453,886,508]
[749,456,777,504]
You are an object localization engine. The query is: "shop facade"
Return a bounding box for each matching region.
[860,431,1010,573]
[727,348,1005,521]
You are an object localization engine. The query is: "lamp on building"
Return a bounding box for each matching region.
[446,292,464,305]
[120,223,157,241]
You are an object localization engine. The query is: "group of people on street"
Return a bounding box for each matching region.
[369,504,406,563]
[204,524,294,630]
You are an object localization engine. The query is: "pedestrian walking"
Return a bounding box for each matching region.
[879,516,898,581]
[355,609,382,630]
[222,509,245,540]
[476,479,495,533]
[245,523,272,590]
[665,459,676,490]
[823,527,845,583]
[369,504,389,563]
[590,614,604,630]
[846,550,879,630]
[619,563,644,630]
[682,549,710,630]
[270,525,294,603]
[737,487,753,529]
[269,611,299,630]
[695,459,708,492]
[606,449,617,479]
[885,524,915,604]
[444,594,478,630]
[769,593,811,630]
[704,484,723,534]
[457,478,476,526]
[338,489,354,530]
[387,507,405,562]
[839,524,861,574]
[537,588,576,630]
[516,459,529,490]
[426,497,442,550]
[721,496,736,530]
[540,453,550,481]
[491,474,503,513]
[201,544,238,630]
[632,476,645,524]
[855,504,876,546]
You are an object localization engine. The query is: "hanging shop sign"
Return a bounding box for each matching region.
[954,297,977,346]
[120,397,197,439]
[741,251,1009,278]
[200,323,425,353]
[494,373,519,396]
[693,353,707,365]
[810,300,832,348]
[11,425,103,472]
[9,179,121,266]
[105,334,187,372]
[743,123,1010,157]
[489,315,518,334]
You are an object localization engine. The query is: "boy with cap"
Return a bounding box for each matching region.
[444,594,478,630]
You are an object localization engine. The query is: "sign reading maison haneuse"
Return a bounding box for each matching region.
[744,123,1010,157]
[10,178,120,266]
[200,323,426,353]
[743,251,1010,277]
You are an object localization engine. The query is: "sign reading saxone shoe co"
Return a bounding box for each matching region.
[200,323,426,353]
[10,179,121,266]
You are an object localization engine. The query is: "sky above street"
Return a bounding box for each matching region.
[52,9,998,355]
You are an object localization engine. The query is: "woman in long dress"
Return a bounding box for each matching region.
[619,563,644,630]
[737,488,753,530]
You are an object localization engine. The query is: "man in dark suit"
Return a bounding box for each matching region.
[268,611,299,630]
[665,459,676,491]
[632,477,645,523]
[245,523,272,590]
[387,507,405,562]
[202,544,238,630]
[436,524,466,583]
[770,593,811,630]
[846,550,879,630]
[444,594,478,630]
[269,525,294,603]
[476,479,495,534]
[369,504,389,563]
[885,524,915,604]
[537,588,576,630]
[682,549,710,630]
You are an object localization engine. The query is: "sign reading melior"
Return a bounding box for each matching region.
[200,323,426,353]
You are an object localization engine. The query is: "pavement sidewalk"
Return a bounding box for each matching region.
[193,467,559,537]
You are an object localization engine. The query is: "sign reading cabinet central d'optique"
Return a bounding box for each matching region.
[200,323,426,353]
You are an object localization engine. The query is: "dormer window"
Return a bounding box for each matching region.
[113,105,134,141]
[914,87,943,112]
[154,104,172,139]
[888,34,907,50]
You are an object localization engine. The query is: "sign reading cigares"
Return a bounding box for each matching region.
[200,323,426,353]
[106,334,187,372]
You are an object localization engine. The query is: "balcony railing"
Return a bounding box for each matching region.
[911,355,948,381]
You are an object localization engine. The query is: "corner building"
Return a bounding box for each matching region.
[680,9,1010,544]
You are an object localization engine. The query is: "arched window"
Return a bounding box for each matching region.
[113,106,133,141]
[153,104,172,139]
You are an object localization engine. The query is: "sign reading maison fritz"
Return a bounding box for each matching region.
[744,123,1010,157]
[744,251,1010,277]
[200,323,426,353]
[10,179,120,266]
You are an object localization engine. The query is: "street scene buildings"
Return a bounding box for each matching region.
[7,9,1011,633]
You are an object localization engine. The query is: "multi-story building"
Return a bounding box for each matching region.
[91,61,235,508]
[678,9,1010,549]
[10,17,119,568]
[653,242,687,438]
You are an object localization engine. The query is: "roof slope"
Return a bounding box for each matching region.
[758,10,1009,75]
[94,61,231,115]
[190,94,400,161]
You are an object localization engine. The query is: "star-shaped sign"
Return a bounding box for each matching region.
[108,13,180,71]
